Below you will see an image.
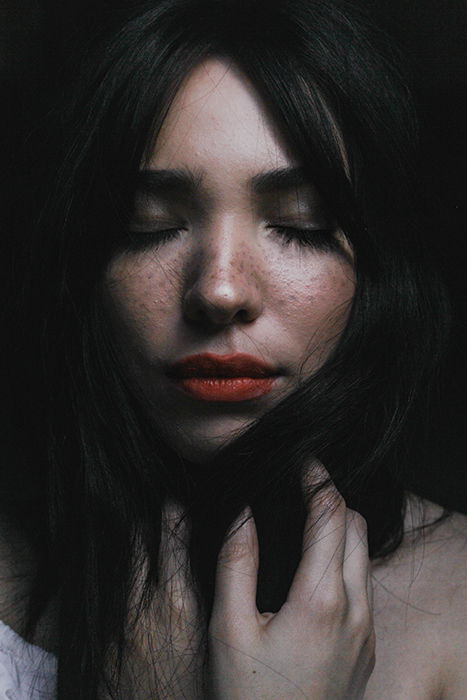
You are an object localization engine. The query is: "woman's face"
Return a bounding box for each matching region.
[105,58,355,461]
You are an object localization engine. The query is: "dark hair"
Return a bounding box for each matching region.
[3,0,450,697]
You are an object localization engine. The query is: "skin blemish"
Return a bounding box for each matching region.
[105,57,355,461]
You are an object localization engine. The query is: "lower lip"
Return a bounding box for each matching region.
[175,376,276,401]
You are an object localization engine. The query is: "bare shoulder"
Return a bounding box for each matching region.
[386,494,465,596]
[403,496,466,699]
[372,492,465,593]
[368,494,466,699]
[400,493,465,570]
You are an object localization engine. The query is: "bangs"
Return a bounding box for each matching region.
[80,0,408,259]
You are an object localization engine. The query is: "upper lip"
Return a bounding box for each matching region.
[168,353,278,378]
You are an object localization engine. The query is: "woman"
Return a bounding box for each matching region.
[1,0,465,698]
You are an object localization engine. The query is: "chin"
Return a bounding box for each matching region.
[168,436,232,464]
[161,417,253,464]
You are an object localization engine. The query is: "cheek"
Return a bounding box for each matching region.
[104,255,182,354]
[275,258,354,319]
[311,266,355,322]
[274,257,355,352]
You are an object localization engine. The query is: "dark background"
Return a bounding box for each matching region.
[1,0,465,512]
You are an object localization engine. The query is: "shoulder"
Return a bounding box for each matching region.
[389,494,465,600]
[399,494,466,582]
[405,498,466,700]
[371,494,466,699]
[372,493,466,598]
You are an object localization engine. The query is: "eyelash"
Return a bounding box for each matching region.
[125,225,337,252]
[268,225,337,250]
[125,228,184,251]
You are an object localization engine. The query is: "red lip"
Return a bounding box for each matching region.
[169,353,277,378]
[167,353,278,402]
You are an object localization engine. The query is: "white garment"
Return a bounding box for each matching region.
[0,621,56,700]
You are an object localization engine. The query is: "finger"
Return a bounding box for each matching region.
[287,462,347,604]
[211,508,259,626]
[342,509,370,605]
[301,458,332,494]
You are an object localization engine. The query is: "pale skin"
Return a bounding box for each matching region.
[105,58,355,463]
[0,58,465,699]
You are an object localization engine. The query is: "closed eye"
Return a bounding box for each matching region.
[125,227,186,251]
[268,225,340,251]
[124,224,341,253]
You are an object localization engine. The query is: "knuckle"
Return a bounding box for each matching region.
[314,587,348,620]
[333,491,346,508]
[217,539,248,565]
[348,605,373,637]
[218,521,257,567]
[317,489,346,512]
[347,509,368,536]
[307,470,345,511]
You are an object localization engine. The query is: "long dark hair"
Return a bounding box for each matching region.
[3,0,450,697]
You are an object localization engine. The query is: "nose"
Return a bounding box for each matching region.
[182,226,264,327]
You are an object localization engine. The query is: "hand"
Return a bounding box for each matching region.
[207,465,375,699]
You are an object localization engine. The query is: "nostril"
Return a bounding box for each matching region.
[183,294,253,326]
[181,239,264,326]
[182,278,263,326]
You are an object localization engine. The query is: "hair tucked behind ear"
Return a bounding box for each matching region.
[3,0,450,697]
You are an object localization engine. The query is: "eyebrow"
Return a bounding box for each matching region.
[136,166,312,198]
[250,166,311,194]
[136,168,203,197]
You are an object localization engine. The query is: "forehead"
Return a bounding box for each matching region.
[146,57,298,180]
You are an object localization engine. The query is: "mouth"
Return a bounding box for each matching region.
[167,353,279,402]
